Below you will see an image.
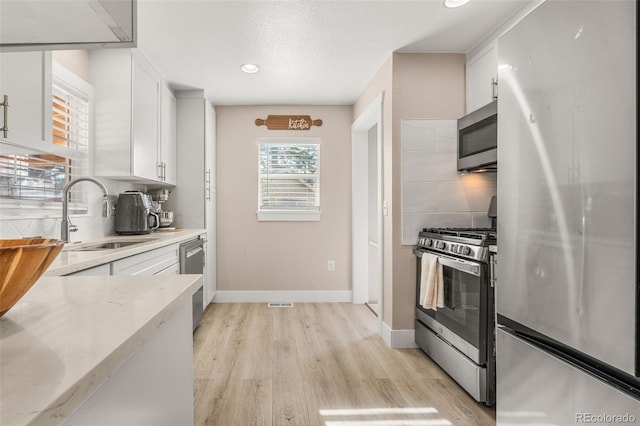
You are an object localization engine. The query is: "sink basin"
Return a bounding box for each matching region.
[71,241,147,251]
[64,238,158,252]
[0,238,65,317]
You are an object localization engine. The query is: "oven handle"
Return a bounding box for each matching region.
[414,249,481,277]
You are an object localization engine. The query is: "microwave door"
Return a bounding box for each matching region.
[457,100,498,171]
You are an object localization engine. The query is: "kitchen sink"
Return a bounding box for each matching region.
[64,238,158,252]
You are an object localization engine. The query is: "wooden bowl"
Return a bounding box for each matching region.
[0,238,64,317]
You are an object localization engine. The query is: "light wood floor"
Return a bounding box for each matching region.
[193,303,496,426]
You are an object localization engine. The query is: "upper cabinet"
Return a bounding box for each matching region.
[160,85,177,185]
[91,48,175,186]
[0,0,136,52]
[0,51,52,151]
[466,41,498,114]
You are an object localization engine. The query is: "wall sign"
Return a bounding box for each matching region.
[255,115,323,130]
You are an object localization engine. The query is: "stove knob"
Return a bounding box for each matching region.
[426,239,433,247]
[437,241,446,250]
[461,246,471,256]
[451,244,458,253]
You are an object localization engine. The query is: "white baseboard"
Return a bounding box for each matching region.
[381,321,418,349]
[213,290,353,303]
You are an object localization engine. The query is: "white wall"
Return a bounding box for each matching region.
[215,105,353,299]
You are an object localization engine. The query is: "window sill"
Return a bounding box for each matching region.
[256,210,321,222]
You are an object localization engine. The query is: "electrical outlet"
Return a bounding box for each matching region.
[327,260,335,272]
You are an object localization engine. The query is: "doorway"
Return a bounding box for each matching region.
[351,93,383,326]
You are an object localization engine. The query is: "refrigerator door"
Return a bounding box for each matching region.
[497,329,640,424]
[497,0,637,375]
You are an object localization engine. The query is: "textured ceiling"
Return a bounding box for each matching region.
[137,0,533,105]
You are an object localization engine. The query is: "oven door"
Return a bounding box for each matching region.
[414,248,491,365]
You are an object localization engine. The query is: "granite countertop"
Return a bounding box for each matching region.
[46,228,206,276]
[0,274,202,425]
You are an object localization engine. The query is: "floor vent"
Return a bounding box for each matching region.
[267,302,294,308]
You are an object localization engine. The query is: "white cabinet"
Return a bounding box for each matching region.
[166,90,216,304]
[157,262,180,276]
[132,56,160,182]
[66,263,111,276]
[160,85,177,185]
[0,51,52,151]
[465,42,498,113]
[111,244,180,276]
[0,0,135,52]
[91,49,175,185]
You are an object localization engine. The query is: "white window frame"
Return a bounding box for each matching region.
[257,138,321,222]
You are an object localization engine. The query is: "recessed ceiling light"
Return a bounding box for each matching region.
[240,64,260,74]
[444,0,471,8]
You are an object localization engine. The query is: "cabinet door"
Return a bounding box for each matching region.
[466,43,497,113]
[204,103,216,304]
[156,262,179,275]
[132,56,160,181]
[0,51,52,151]
[160,84,177,185]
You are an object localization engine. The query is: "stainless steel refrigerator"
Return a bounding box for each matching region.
[496,0,640,423]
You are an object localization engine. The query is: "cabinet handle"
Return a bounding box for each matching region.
[158,162,164,181]
[1,95,8,138]
[163,162,167,181]
[491,77,498,101]
[205,169,211,201]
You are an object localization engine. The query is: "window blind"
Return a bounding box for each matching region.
[258,141,320,212]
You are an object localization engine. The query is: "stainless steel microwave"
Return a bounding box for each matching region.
[457,100,497,172]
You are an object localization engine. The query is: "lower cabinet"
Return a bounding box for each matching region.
[156,262,180,275]
[65,302,193,426]
[66,264,111,276]
[111,244,179,276]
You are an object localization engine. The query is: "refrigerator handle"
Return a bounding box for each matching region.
[490,254,497,288]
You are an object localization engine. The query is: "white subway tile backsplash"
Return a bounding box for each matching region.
[403,181,438,213]
[1,178,142,240]
[471,213,492,228]
[436,121,457,153]
[0,221,21,239]
[402,151,458,181]
[401,119,496,245]
[437,180,469,212]
[401,120,438,152]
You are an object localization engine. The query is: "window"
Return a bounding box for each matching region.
[257,138,320,221]
[0,63,91,216]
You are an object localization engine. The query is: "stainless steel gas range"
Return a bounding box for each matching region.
[413,227,496,406]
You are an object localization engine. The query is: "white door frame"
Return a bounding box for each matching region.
[351,93,384,329]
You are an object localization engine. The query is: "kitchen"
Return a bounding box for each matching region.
[1,0,638,424]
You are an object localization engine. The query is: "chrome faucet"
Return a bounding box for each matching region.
[61,177,110,243]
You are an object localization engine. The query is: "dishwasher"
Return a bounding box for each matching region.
[180,238,205,331]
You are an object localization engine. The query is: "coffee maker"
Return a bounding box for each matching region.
[114,191,160,234]
[148,188,174,229]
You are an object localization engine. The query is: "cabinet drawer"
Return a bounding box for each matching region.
[111,244,179,276]
[66,263,111,276]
